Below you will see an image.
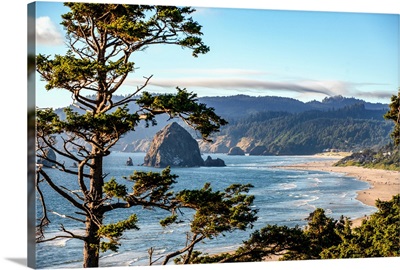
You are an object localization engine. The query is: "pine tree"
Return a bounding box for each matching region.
[34,3,256,268]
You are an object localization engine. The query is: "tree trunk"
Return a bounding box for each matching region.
[83,150,104,268]
[83,218,101,267]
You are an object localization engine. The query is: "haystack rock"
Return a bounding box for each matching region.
[143,122,205,168]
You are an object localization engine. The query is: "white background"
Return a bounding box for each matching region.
[0,0,399,269]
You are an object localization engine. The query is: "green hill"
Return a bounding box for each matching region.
[216,103,393,155]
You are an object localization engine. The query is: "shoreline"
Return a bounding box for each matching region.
[279,156,400,227]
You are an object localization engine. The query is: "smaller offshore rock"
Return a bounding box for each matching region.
[126,157,133,166]
[203,156,226,167]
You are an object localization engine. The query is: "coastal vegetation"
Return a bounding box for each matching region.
[334,143,400,171]
[384,90,400,146]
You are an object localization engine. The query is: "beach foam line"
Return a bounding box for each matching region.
[276,159,400,222]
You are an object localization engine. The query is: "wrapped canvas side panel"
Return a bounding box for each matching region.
[27,2,37,268]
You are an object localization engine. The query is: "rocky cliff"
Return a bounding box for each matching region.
[143,122,205,168]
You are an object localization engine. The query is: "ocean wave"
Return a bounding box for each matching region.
[280,183,297,190]
[43,258,82,268]
[127,258,138,266]
[154,248,166,255]
[286,174,306,179]
[102,250,150,267]
[47,238,71,247]
[41,229,85,247]
[294,195,319,208]
[176,222,190,227]
[312,177,322,183]
[101,252,119,259]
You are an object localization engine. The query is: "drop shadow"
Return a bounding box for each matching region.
[5,258,27,267]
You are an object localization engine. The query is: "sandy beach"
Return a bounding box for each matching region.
[280,156,400,227]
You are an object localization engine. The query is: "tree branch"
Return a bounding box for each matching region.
[48,210,86,224]
[36,171,50,242]
[111,75,153,109]
[162,233,205,265]
[102,196,175,213]
[60,185,85,201]
[38,168,87,213]
[37,224,86,243]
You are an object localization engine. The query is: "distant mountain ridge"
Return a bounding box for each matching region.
[198,94,388,120]
[54,94,388,120]
[51,94,391,155]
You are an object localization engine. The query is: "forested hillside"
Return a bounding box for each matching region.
[199,95,388,120]
[214,103,393,155]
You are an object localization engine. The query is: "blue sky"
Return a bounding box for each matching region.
[32,1,399,108]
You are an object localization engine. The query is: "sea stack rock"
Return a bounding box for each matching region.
[143,122,205,168]
[203,156,226,167]
[37,148,57,168]
[126,157,133,166]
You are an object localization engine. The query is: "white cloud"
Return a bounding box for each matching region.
[127,77,337,95]
[36,16,64,46]
[28,16,36,44]
[126,76,392,101]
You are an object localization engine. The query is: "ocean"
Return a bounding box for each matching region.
[36,152,376,268]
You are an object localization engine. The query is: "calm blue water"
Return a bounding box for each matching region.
[36,152,376,268]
